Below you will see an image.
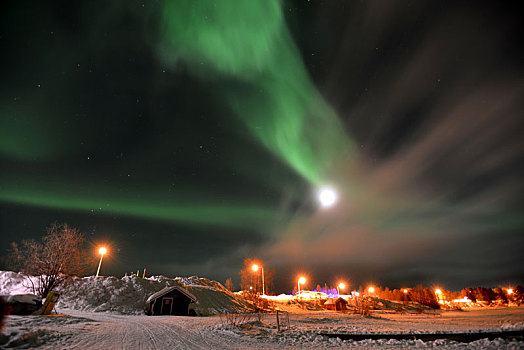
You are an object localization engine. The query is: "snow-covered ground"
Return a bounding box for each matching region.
[1,271,523,348]
[2,307,523,349]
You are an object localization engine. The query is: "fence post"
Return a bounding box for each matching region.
[276,310,280,332]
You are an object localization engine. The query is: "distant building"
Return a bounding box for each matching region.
[323,297,348,311]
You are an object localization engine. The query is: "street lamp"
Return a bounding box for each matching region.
[96,247,107,277]
[403,289,408,294]
[507,288,513,295]
[368,286,375,295]
[337,282,346,296]
[435,289,443,302]
[251,263,265,295]
[298,276,306,295]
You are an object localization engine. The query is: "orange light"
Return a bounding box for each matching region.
[251,264,259,272]
[403,289,408,294]
[96,247,108,278]
[298,276,306,285]
[435,289,442,295]
[338,282,346,290]
[368,286,375,294]
[507,288,513,295]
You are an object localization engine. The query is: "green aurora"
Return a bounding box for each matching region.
[0,0,520,241]
[0,182,278,230]
[0,0,353,227]
[159,0,354,185]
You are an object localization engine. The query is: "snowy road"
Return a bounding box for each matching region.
[3,311,290,349]
[60,314,231,349]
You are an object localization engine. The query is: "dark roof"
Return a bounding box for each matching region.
[146,285,197,303]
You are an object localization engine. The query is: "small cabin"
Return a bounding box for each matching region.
[146,286,198,316]
[324,297,348,311]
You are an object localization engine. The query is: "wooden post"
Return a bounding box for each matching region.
[276,311,280,332]
[40,292,61,315]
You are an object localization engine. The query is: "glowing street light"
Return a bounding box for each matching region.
[435,289,443,302]
[96,247,107,277]
[251,263,265,295]
[298,276,306,295]
[337,282,346,295]
[368,286,375,294]
[318,186,337,208]
[507,288,513,295]
[403,289,408,294]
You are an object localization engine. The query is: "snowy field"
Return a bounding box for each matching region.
[2,307,523,349]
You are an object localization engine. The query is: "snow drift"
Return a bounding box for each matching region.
[0,271,253,315]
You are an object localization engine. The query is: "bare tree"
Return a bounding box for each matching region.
[225,278,234,292]
[408,285,439,309]
[239,258,274,295]
[239,258,259,293]
[353,296,373,316]
[8,223,93,298]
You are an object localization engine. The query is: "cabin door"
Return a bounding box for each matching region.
[172,295,191,315]
[160,297,174,315]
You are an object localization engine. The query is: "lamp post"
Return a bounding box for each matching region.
[337,282,346,296]
[298,276,306,295]
[96,247,107,277]
[251,264,265,295]
[435,288,442,302]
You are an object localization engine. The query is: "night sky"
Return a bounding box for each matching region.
[1,0,523,292]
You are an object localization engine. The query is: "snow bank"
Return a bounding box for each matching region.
[58,274,163,314]
[0,271,253,315]
[4,294,41,305]
[0,271,38,296]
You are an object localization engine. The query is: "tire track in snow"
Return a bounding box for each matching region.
[148,317,213,349]
[152,319,192,349]
[133,318,160,350]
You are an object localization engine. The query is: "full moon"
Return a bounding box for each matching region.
[318,187,337,207]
